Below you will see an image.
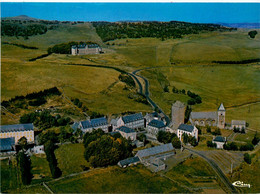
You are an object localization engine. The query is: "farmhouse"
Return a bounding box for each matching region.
[190,103,226,129]
[71,44,102,55]
[177,124,198,141]
[117,156,140,168]
[212,136,226,149]
[79,117,108,133]
[231,120,246,131]
[147,119,166,136]
[0,137,15,152]
[0,123,34,143]
[117,113,144,129]
[115,126,137,141]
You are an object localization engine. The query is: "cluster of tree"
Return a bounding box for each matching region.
[119,73,135,87]
[182,133,198,146]
[47,41,98,54]
[83,129,133,167]
[244,153,252,164]
[172,86,186,94]
[187,91,202,105]
[88,111,104,119]
[1,22,48,38]
[206,126,221,136]
[44,140,62,178]
[2,41,38,49]
[20,110,71,130]
[248,30,258,39]
[72,98,83,108]
[1,87,61,108]
[17,151,33,185]
[137,133,148,144]
[128,93,149,105]
[157,131,182,148]
[252,133,259,145]
[213,58,260,64]
[207,141,217,148]
[233,127,245,133]
[223,142,254,151]
[92,21,236,42]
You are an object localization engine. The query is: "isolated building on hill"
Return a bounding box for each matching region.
[189,103,226,129]
[212,136,226,149]
[0,123,34,143]
[0,137,15,152]
[71,44,102,55]
[115,126,137,141]
[172,101,185,130]
[231,120,246,131]
[79,117,108,133]
[147,119,166,136]
[117,113,144,129]
[177,124,198,141]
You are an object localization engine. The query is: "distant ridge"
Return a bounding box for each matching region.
[2,15,40,21]
[219,23,260,29]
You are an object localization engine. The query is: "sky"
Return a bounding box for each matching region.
[1,3,260,23]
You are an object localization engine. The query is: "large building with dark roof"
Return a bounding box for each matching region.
[115,126,137,141]
[0,137,15,152]
[0,123,34,143]
[79,117,108,133]
[177,124,198,141]
[147,119,166,136]
[189,103,226,129]
[71,44,102,55]
[117,113,144,129]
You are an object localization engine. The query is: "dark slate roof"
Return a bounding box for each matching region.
[71,122,79,131]
[80,117,108,129]
[213,136,226,142]
[122,113,143,124]
[118,156,140,166]
[148,119,165,128]
[178,124,194,133]
[116,126,135,133]
[136,143,174,158]
[190,111,217,120]
[0,123,34,133]
[231,120,246,125]
[0,137,15,151]
[88,44,100,48]
[72,44,100,49]
[109,131,120,136]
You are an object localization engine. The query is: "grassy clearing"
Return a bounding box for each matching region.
[55,143,90,176]
[47,165,185,193]
[234,130,257,144]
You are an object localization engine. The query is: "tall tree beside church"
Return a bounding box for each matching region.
[17,151,32,185]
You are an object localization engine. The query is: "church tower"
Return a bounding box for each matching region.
[217,103,225,129]
[172,101,185,130]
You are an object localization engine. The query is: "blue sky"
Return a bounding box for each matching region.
[1,3,260,23]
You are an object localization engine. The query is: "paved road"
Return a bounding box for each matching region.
[185,147,238,193]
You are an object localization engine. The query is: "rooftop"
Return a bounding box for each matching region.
[0,123,34,133]
[118,156,140,166]
[231,120,246,125]
[190,111,217,120]
[136,143,174,159]
[172,101,185,108]
[0,137,15,151]
[178,124,194,133]
[148,119,165,128]
[213,136,226,142]
[122,113,143,124]
[218,103,225,111]
[116,126,135,133]
[80,117,108,129]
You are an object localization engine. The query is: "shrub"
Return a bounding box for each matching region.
[17,151,32,185]
[240,143,254,151]
[244,153,251,164]
[207,141,217,148]
[171,136,181,149]
[252,133,259,145]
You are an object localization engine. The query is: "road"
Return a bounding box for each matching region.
[185,147,238,193]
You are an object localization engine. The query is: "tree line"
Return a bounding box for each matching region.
[92,21,236,42]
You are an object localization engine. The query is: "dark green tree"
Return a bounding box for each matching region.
[17,151,32,185]
[171,136,181,149]
[244,153,251,164]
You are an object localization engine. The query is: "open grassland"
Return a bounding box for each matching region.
[47,165,186,193]
[55,143,90,176]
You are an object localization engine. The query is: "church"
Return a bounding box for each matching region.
[189,103,226,129]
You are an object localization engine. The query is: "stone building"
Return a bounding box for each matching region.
[177,124,198,141]
[171,101,186,130]
[115,126,137,141]
[147,119,166,136]
[117,113,144,129]
[79,117,108,133]
[189,103,226,129]
[0,123,34,143]
[71,44,102,55]
[212,136,226,149]
[231,120,246,131]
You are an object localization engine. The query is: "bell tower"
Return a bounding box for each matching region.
[217,103,225,129]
